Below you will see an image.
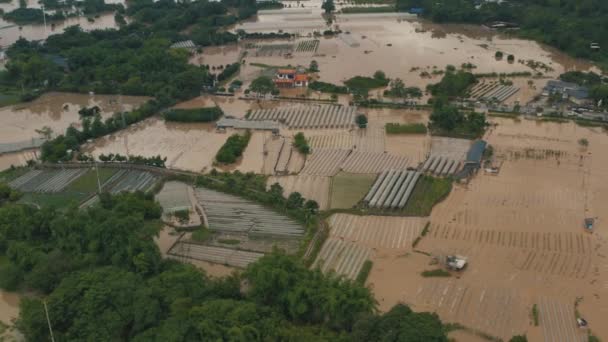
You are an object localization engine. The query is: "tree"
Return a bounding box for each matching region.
[322,0,335,14]
[35,126,53,140]
[509,335,528,342]
[356,114,368,128]
[309,60,319,72]
[495,51,504,59]
[373,70,386,81]
[286,192,305,209]
[249,76,277,98]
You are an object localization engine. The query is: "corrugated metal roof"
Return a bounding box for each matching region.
[466,140,487,164]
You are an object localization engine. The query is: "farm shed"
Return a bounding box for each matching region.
[216,118,280,131]
[465,140,487,167]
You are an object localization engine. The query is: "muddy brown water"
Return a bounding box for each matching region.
[0,289,20,324]
[0,92,148,144]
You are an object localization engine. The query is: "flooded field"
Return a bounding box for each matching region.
[366,117,608,340]
[85,117,230,172]
[0,92,148,145]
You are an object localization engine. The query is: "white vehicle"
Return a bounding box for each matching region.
[446,255,468,271]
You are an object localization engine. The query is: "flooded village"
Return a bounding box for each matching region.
[2,0,608,341]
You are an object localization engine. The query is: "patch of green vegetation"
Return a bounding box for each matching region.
[173,209,190,224]
[356,260,373,285]
[18,192,88,209]
[66,168,117,193]
[421,222,430,236]
[532,304,539,326]
[164,107,224,122]
[308,81,349,94]
[421,269,451,277]
[344,72,389,92]
[0,91,21,107]
[293,132,311,154]
[249,62,293,69]
[0,166,29,183]
[191,227,211,242]
[216,130,251,164]
[218,239,240,245]
[588,332,601,342]
[330,172,376,209]
[403,176,452,216]
[385,123,428,134]
[341,6,395,13]
[429,99,487,139]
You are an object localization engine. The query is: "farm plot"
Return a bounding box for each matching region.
[328,214,426,249]
[420,155,460,176]
[247,43,293,57]
[262,136,284,175]
[156,181,192,213]
[329,172,376,209]
[107,170,159,194]
[9,168,89,193]
[430,137,470,161]
[267,175,331,210]
[195,188,304,238]
[308,133,354,150]
[352,124,385,153]
[247,105,357,129]
[469,82,520,103]
[0,149,39,171]
[538,297,587,342]
[341,151,408,173]
[300,149,351,176]
[168,242,263,268]
[295,40,319,54]
[410,279,530,340]
[311,238,372,280]
[362,170,421,209]
[274,138,292,174]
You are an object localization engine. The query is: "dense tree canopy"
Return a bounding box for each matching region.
[0,190,449,341]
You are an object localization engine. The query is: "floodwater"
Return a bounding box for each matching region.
[0,92,148,145]
[85,117,232,172]
[0,289,20,325]
[215,10,599,93]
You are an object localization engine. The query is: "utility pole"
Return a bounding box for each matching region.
[43,300,56,342]
[41,5,47,40]
[94,160,102,193]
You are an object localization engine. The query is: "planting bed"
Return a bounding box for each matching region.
[195,188,304,238]
[420,155,460,176]
[168,242,263,268]
[363,170,421,209]
[295,40,319,53]
[300,148,350,176]
[341,151,408,174]
[329,172,376,209]
[10,168,89,193]
[247,105,357,129]
[311,238,372,280]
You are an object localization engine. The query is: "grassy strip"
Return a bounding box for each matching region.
[164,107,223,122]
[330,172,376,209]
[191,227,212,242]
[403,176,452,216]
[66,168,117,193]
[532,304,539,326]
[249,62,293,69]
[308,81,349,94]
[421,269,451,277]
[385,123,427,134]
[303,221,329,267]
[215,130,251,164]
[0,166,29,183]
[412,221,430,248]
[356,260,373,285]
[341,6,395,13]
[18,192,88,209]
[444,323,503,342]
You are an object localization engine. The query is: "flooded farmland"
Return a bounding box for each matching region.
[0,92,148,145]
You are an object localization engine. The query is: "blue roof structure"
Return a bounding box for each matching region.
[545,80,589,100]
[466,140,487,164]
[409,7,424,14]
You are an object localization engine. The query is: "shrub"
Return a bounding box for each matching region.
[495,51,504,59]
[191,228,211,242]
[356,114,368,128]
[216,131,251,164]
[164,107,223,122]
[293,132,310,154]
[344,75,389,91]
[217,63,240,82]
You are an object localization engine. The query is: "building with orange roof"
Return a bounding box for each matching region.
[274,68,308,88]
